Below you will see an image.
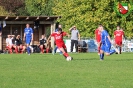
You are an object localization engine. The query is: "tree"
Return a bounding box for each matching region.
[0,6,8,15]
[25,0,54,16]
[0,0,24,16]
[53,0,133,38]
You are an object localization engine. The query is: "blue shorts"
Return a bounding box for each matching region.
[25,37,31,44]
[101,44,111,53]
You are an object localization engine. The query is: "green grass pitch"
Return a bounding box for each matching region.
[0,53,133,88]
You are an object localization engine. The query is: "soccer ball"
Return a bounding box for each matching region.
[66,56,73,61]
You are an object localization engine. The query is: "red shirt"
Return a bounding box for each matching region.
[114,30,124,41]
[95,29,101,42]
[51,32,67,45]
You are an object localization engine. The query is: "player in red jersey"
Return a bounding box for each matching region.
[95,25,101,55]
[114,26,124,54]
[47,28,72,60]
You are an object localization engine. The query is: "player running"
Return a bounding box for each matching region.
[23,24,33,55]
[99,25,119,60]
[47,28,72,61]
[114,26,124,54]
[95,25,101,55]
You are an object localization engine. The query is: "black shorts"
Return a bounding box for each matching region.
[40,44,45,49]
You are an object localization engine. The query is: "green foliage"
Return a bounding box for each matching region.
[0,6,8,15]
[25,0,54,16]
[0,0,24,16]
[1,0,133,38]
[53,0,133,38]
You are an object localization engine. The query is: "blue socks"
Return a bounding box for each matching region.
[27,47,31,54]
[54,47,58,53]
[54,46,62,54]
[109,50,116,55]
[100,53,104,60]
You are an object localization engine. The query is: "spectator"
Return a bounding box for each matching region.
[69,26,80,53]
[39,34,47,53]
[23,24,33,55]
[16,35,26,53]
[6,35,18,53]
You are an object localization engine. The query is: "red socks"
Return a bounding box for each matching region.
[63,52,69,57]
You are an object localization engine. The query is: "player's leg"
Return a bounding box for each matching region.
[55,46,62,55]
[115,41,120,54]
[58,44,70,58]
[58,47,69,58]
[100,44,105,60]
[119,46,122,54]
[26,44,30,54]
[54,46,58,53]
[105,44,117,56]
[26,38,31,55]
[97,42,101,55]
[118,41,122,54]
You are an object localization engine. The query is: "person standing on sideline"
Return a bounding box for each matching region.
[99,25,119,60]
[114,26,124,54]
[54,24,62,54]
[69,26,80,53]
[95,25,101,55]
[23,24,33,55]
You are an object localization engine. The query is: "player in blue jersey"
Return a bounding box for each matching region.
[23,24,33,55]
[98,25,119,60]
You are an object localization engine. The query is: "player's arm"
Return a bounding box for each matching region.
[46,35,52,48]
[63,32,70,38]
[113,31,116,39]
[107,35,113,44]
[114,35,116,39]
[31,33,33,41]
[23,28,26,41]
[47,35,51,44]
[122,31,124,41]
[31,28,33,41]
[66,32,70,38]
[23,33,26,41]
[113,31,116,44]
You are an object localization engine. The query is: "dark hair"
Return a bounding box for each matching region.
[58,28,62,32]
[98,24,103,27]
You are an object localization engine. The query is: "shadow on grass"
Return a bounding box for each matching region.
[73,58,98,61]
[113,59,133,61]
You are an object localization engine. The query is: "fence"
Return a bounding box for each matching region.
[57,39,133,53]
